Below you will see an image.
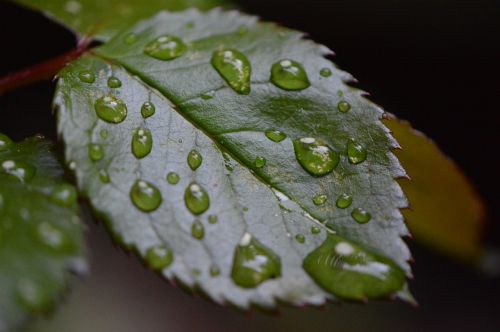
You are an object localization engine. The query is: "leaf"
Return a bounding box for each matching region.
[11,0,229,41]
[0,133,86,332]
[384,117,486,263]
[54,9,412,308]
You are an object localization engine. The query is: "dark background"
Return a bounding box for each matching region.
[1,0,499,331]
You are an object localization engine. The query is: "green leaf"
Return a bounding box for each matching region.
[384,117,486,263]
[11,0,229,41]
[55,9,411,307]
[0,134,86,331]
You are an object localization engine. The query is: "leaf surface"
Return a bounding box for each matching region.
[55,9,411,307]
[0,134,86,332]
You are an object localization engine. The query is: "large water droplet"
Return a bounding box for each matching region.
[130,180,162,212]
[211,48,251,95]
[184,182,210,215]
[303,235,405,300]
[352,208,371,224]
[265,130,287,143]
[50,184,77,207]
[132,128,153,159]
[1,160,36,182]
[166,172,180,185]
[0,133,13,151]
[78,70,95,83]
[191,220,205,240]
[231,233,281,288]
[88,143,104,162]
[336,194,353,209]
[36,222,72,253]
[95,95,127,123]
[271,59,310,91]
[187,150,202,170]
[293,138,339,176]
[144,35,187,61]
[347,139,367,164]
[255,156,266,168]
[141,102,156,118]
[146,245,173,271]
[338,101,351,113]
[107,76,122,88]
[313,194,327,206]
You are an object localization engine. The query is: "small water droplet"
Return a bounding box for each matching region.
[130,180,162,212]
[50,184,77,207]
[144,35,187,61]
[313,194,327,206]
[352,208,371,224]
[0,133,13,151]
[166,172,180,185]
[293,138,339,176]
[16,279,48,311]
[184,182,210,215]
[146,245,173,271]
[107,76,122,88]
[271,59,310,91]
[208,215,218,224]
[311,226,321,234]
[201,91,215,100]
[191,220,205,240]
[36,222,71,252]
[68,161,77,170]
[254,156,266,168]
[88,143,104,162]
[187,150,202,170]
[210,264,221,277]
[238,26,248,35]
[100,129,109,140]
[78,70,95,83]
[336,194,353,209]
[124,32,138,45]
[132,128,153,159]
[99,169,110,183]
[347,139,367,164]
[265,130,287,143]
[1,160,36,182]
[211,48,251,95]
[338,101,351,113]
[141,102,156,118]
[95,95,127,123]
[320,68,332,77]
[295,234,306,243]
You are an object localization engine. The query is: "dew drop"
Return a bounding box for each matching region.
[144,35,187,61]
[100,129,109,140]
[201,91,215,100]
[99,169,110,183]
[124,32,138,45]
[146,245,173,271]
[107,76,122,88]
[311,226,321,234]
[191,220,205,240]
[166,172,180,185]
[130,180,162,212]
[50,184,77,207]
[313,194,327,206]
[336,194,353,209]
[347,139,367,164]
[271,59,310,91]
[208,215,218,224]
[88,143,104,162]
[1,160,36,182]
[295,234,306,244]
[320,68,332,77]
[238,26,248,35]
[352,208,371,224]
[231,233,281,288]
[211,48,251,95]
[293,138,339,176]
[0,133,13,151]
[303,235,405,300]
[210,264,221,277]
[36,222,71,253]
[141,102,156,118]
[187,150,202,170]
[16,279,48,311]
[338,101,351,113]
[184,182,210,215]
[78,70,95,83]
[132,128,153,159]
[255,156,266,168]
[95,95,127,123]
[265,130,287,143]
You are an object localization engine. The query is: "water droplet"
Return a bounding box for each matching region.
[295,234,305,243]
[99,169,110,183]
[95,95,127,123]
[36,222,71,252]
[187,150,202,170]
[255,156,266,168]
[144,35,187,61]
[338,101,351,113]
[191,220,205,240]
[231,233,281,288]
[210,264,221,277]
[50,184,77,207]
[320,68,332,77]
[208,215,218,224]
[130,180,162,212]
[107,76,122,88]
[124,32,138,45]
[78,70,95,83]
[352,208,371,224]
[238,26,248,35]
[141,102,155,118]
[166,172,180,185]
[184,182,210,215]
[1,160,36,182]
[347,139,367,164]
[146,245,173,271]
[100,129,109,140]
[271,59,310,91]
[201,91,215,100]
[336,194,353,209]
[265,130,287,143]
[303,235,405,300]
[211,48,251,95]
[88,143,104,162]
[16,279,48,311]
[293,138,339,176]
[0,133,13,151]
[132,128,153,159]
[313,194,327,206]
[311,226,321,234]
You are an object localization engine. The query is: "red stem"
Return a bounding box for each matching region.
[0,38,91,96]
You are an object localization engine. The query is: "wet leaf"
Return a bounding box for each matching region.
[0,134,86,331]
